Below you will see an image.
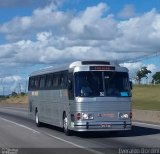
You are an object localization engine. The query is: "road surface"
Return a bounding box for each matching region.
[0,107,160,154]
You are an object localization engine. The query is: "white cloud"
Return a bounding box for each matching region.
[0,3,70,41]
[0,4,160,65]
[69,3,109,34]
[3,76,22,83]
[118,4,136,19]
[111,9,160,54]
[146,64,157,73]
[69,3,119,41]
[0,3,160,64]
[121,62,158,74]
[1,3,160,57]
[36,31,52,42]
[121,62,142,70]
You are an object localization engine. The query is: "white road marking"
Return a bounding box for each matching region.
[0,117,40,134]
[0,116,104,154]
[44,132,104,154]
[133,121,160,128]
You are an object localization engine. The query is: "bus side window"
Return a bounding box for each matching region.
[53,74,59,89]
[39,75,46,89]
[68,73,74,100]
[29,77,35,90]
[35,76,40,90]
[60,71,68,89]
[46,74,53,89]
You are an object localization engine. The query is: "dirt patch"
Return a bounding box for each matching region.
[0,95,28,108]
[0,102,28,108]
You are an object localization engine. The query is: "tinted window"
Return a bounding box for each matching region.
[29,77,35,90]
[104,72,131,97]
[35,77,40,89]
[68,73,74,100]
[75,72,103,97]
[39,75,46,89]
[60,71,68,88]
[75,71,131,97]
[46,74,53,88]
[53,73,59,89]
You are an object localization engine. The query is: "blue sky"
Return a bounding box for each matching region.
[0,0,160,94]
[0,0,160,24]
[61,0,160,12]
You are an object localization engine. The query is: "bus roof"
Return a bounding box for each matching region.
[29,60,126,77]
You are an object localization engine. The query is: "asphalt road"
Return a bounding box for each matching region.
[0,107,160,154]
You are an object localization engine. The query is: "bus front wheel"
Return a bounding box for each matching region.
[63,113,72,136]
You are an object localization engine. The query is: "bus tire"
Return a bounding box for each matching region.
[35,109,42,127]
[63,113,72,136]
[110,131,119,136]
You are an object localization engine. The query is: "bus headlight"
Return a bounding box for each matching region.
[82,113,94,120]
[119,113,129,119]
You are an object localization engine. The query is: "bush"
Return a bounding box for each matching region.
[20,92,26,96]
[11,92,18,97]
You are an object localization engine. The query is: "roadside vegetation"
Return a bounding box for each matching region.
[0,93,28,107]
[132,84,160,111]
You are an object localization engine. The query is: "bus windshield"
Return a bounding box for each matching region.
[75,71,131,97]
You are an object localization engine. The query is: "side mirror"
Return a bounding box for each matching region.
[129,81,132,90]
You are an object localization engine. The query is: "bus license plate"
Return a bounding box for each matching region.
[101,124,111,128]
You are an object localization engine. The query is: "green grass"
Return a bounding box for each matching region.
[132,85,160,111]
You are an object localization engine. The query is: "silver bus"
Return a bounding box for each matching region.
[28,61,132,135]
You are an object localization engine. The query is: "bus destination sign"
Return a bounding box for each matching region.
[90,66,115,71]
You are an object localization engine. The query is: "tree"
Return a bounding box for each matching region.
[11,91,18,97]
[136,67,151,84]
[152,72,160,84]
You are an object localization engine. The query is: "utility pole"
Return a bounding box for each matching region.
[0,78,4,96]
[25,81,28,94]
[18,82,21,94]
[2,86,5,96]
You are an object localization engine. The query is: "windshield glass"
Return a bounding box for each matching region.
[104,72,131,97]
[75,72,103,97]
[75,71,131,97]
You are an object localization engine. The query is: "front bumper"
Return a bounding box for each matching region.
[71,121,132,132]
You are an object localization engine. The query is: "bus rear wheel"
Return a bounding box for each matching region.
[35,110,42,127]
[63,113,72,136]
